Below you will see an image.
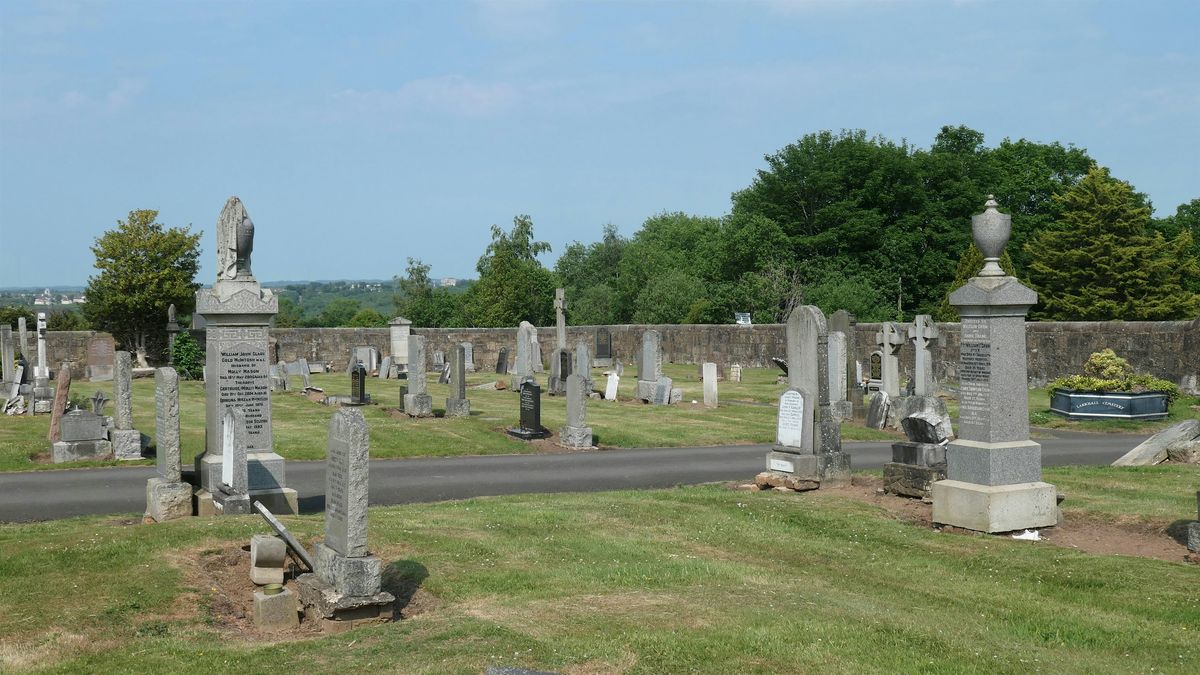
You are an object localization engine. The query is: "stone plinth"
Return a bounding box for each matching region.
[253,588,299,631]
[932,480,1057,532]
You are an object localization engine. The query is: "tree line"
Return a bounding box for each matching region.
[11,125,1195,363]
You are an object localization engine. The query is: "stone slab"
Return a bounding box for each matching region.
[403,393,433,417]
[445,397,471,417]
[324,409,370,557]
[754,471,820,492]
[882,463,945,499]
[52,439,112,463]
[866,391,889,429]
[931,479,1057,533]
[253,588,299,631]
[294,572,395,624]
[636,379,656,402]
[891,441,946,468]
[145,476,193,522]
[1111,419,1200,467]
[946,439,1042,486]
[315,542,382,596]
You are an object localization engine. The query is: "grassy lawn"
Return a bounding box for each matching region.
[0,467,1197,673]
[0,365,893,472]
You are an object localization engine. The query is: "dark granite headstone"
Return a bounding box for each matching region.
[507,382,549,440]
[349,363,368,405]
[870,352,882,380]
[595,328,612,359]
[495,347,509,375]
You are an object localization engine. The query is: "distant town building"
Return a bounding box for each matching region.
[439,277,458,288]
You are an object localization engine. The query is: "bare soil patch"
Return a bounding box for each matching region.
[734,475,1195,564]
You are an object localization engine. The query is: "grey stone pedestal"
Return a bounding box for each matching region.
[445,397,470,417]
[403,393,433,417]
[52,440,112,463]
[145,477,192,522]
[253,588,299,631]
[559,425,593,448]
[110,428,145,460]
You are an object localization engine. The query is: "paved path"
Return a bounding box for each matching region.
[0,430,1149,522]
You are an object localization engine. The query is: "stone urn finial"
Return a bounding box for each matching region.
[972,194,1010,277]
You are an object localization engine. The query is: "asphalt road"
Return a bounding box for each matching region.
[0,430,1149,522]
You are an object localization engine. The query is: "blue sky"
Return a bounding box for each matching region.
[2,0,1197,288]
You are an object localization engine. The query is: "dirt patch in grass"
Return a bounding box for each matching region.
[735,475,1195,564]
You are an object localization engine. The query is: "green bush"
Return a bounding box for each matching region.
[171,331,203,380]
[1050,348,1180,403]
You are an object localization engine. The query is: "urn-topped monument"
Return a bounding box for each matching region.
[195,197,297,515]
[932,197,1056,533]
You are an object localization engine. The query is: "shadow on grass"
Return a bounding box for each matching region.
[382,559,429,613]
[1166,519,1198,546]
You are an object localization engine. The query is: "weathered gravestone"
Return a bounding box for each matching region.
[759,305,850,488]
[932,197,1056,533]
[511,321,536,389]
[868,351,883,391]
[531,331,544,373]
[594,327,613,367]
[17,317,30,364]
[403,335,433,417]
[574,342,593,394]
[445,344,471,417]
[295,408,395,628]
[548,347,571,396]
[866,391,890,430]
[875,322,904,398]
[388,316,411,374]
[826,331,850,421]
[883,395,953,499]
[507,381,549,440]
[85,334,115,381]
[829,309,862,419]
[47,362,71,443]
[560,373,593,448]
[437,361,451,384]
[432,350,445,369]
[217,407,251,515]
[729,364,742,383]
[702,362,718,408]
[378,356,393,380]
[146,367,192,522]
[604,372,619,400]
[554,288,567,350]
[1,325,15,385]
[353,346,379,374]
[653,376,674,405]
[166,304,180,366]
[52,409,112,462]
[1189,494,1200,552]
[908,315,939,396]
[636,329,663,402]
[349,362,368,405]
[495,346,509,375]
[461,342,475,373]
[758,388,818,491]
[111,351,145,460]
[270,362,288,392]
[194,197,296,515]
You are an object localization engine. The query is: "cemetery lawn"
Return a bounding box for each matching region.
[0,365,892,472]
[1,466,1197,673]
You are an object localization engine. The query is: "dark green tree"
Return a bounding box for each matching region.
[170,330,204,380]
[462,215,555,327]
[347,308,387,327]
[316,298,362,327]
[1025,167,1200,320]
[275,296,303,328]
[83,209,201,366]
[933,244,1017,321]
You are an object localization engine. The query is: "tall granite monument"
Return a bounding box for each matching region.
[932,197,1056,533]
[194,197,297,515]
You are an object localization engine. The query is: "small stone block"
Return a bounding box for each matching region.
[444,398,471,417]
[253,588,299,631]
[51,439,113,463]
[932,479,1058,533]
[110,428,145,460]
[403,394,433,417]
[754,471,819,492]
[636,380,656,402]
[315,543,382,596]
[218,493,252,515]
[559,425,593,448]
[194,489,216,517]
[145,477,192,522]
[1188,522,1200,552]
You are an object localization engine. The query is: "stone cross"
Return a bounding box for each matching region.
[90,390,109,415]
[324,407,370,557]
[155,367,181,482]
[908,315,939,396]
[554,288,567,350]
[874,322,904,397]
[35,312,48,379]
[702,362,718,408]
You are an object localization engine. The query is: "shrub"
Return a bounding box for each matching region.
[1050,348,1180,403]
[171,331,204,380]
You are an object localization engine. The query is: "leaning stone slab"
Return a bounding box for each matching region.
[1112,420,1200,467]
[254,501,315,571]
[865,391,889,430]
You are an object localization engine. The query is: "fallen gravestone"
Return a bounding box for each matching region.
[883,395,951,499]
[1112,420,1200,467]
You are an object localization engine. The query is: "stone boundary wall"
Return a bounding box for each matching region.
[33,319,1198,391]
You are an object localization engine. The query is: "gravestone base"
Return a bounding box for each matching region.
[507,426,549,441]
[594,357,612,368]
[830,400,853,422]
[51,440,113,463]
[403,394,433,417]
[444,398,471,418]
[882,463,946,499]
[295,572,395,632]
[253,589,300,631]
[195,487,298,517]
[314,542,381,596]
[110,429,145,460]
[559,425,593,449]
[764,450,852,488]
[947,440,1042,486]
[87,366,114,382]
[197,451,290,496]
[931,480,1057,533]
[33,398,52,414]
[145,477,193,522]
[636,380,656,402]
[892,441,946,467]
[216,492,252,515]
[194,490,216,517]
